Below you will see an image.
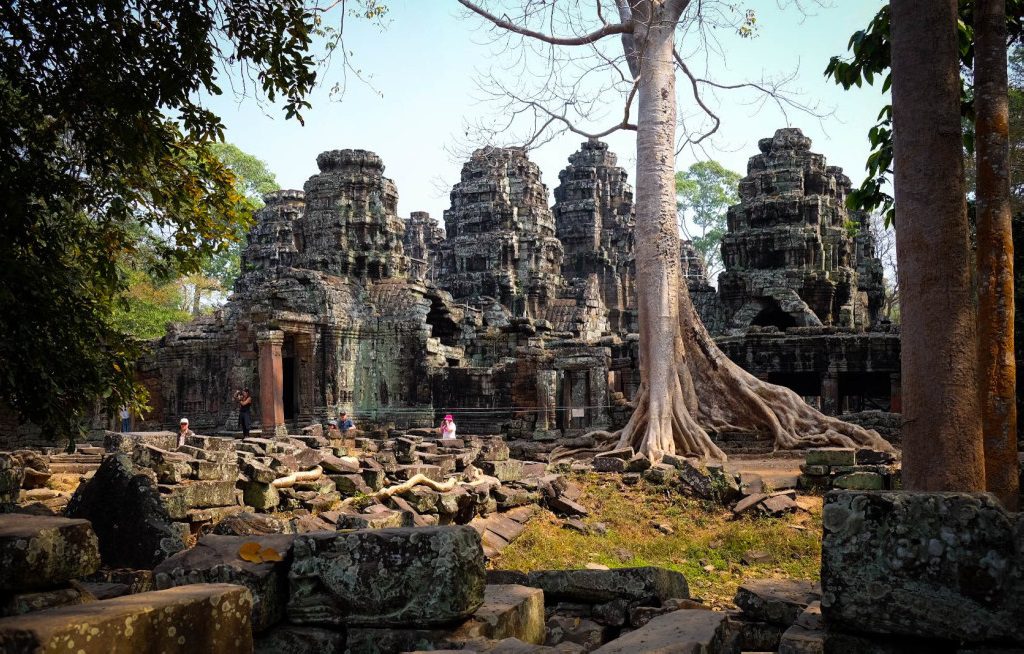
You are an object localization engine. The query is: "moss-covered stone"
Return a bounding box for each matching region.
[0,515,100,592]
[0,583,253,654]
[822,491,1024,644]
[287,526,486,627]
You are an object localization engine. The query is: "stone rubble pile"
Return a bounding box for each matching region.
[797,446,899,492]
[6,428,611,573]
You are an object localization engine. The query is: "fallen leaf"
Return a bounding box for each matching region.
[239,541,263,562]
[259,547,283,562]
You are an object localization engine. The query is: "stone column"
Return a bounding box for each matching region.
[890,372,902,413]
[535,369,558,433]
[294,332,316,425]
[820,369,840,416]
[257,330,286,437]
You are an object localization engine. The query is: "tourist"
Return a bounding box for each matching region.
[439,414,457,439]
[337,411,355,434]
[178,417,194,447]
[119,406,131,433]
[234,388,253,439]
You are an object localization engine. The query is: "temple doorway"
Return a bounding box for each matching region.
[282,356,296,421]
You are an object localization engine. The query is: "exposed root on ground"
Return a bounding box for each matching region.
[272,466,323,488]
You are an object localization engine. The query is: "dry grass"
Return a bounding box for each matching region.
[46,473,84,494]
[490,473,822,608]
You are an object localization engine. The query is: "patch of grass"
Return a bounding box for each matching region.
[46,473,83,494]
[491,473,822,607]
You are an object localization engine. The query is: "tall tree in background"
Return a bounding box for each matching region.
[975,0,1017,508]
[176,143,281,315]
[204,143,281,294]
[890,0,985,491]
[459,0,890,461]
[675,161,741,282]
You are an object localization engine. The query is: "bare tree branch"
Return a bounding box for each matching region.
[458,0,633,46]
[673,48,721,145]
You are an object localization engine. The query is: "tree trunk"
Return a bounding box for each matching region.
[975,0,1018,509]
[598,0,893,463]
[891,0,985,491]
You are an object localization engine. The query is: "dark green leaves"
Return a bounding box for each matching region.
[0,0,330,439]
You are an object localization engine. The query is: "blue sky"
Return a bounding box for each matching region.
[204,0,888,221]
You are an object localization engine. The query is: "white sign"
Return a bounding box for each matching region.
[571,408,585,418]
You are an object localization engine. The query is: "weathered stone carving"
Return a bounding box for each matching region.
[287,526,486,627]
[821,491,1024,644]
[718,128,883,333]
[437,147,564,318]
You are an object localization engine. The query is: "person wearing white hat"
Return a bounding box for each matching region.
[178,417,194,447]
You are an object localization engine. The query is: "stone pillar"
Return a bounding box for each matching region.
[820,369,840,416]
[257,330,286,437]
[536,369,558,433]
[890,372,902,413]
[294,332,316,425]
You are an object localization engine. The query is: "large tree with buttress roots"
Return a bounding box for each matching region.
[458,0,893,461]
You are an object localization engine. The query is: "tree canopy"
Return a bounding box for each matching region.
[675,161,741,281]
[0,0,349,437]
[824,0,1024,223]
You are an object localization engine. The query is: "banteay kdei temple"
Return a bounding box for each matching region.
[133,128,900,452]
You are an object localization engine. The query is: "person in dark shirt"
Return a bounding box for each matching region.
[234,388,253,439]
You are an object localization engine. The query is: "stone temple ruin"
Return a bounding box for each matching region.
[6,131,1024,654]
[124,128,900,454]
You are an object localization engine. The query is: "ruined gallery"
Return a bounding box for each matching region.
[136,128,900,449]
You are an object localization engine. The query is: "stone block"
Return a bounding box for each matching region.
[361,468,387,491]
[0,456,24,511]
[480,459,525,482]
[243,461,278,484]
[330,473,372,495]
[450,584,545,645]
[642,463,677,484]
[213,512,288,536]
[821,491,1024,644]
[66,454,185,568]
[396,464,444,481]
[798,474,831,492]
[104,430,178,453]
[722,614,784,652]
[734,579,820,627]
[254,625,345,654]
[799,464,830,476]
[185,434,238,452]
[547,495,588,517]
[287,525,486,627]
[527,567,688,604]
[0,587,90,617]
[832,471,884,490]
[545,614,608,650]
[804,448,856,467]
[0,515,99,592]
[191,460,240,481]
[160,480,238,519]
[592,456,626,473]
[476,439,511,462]
[855,448,897,465]
[243,482,280,511]
[154,533,295,632]
[336,509,406,530]
[592,609,728,653]
[0,583,253,654]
